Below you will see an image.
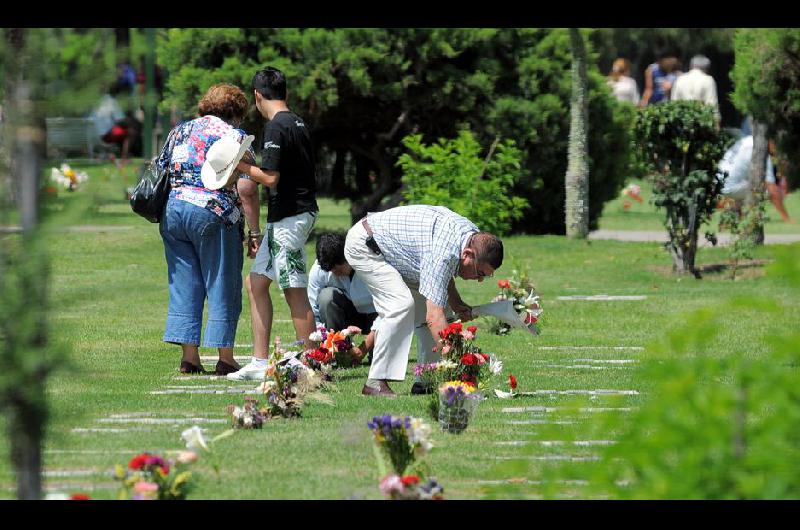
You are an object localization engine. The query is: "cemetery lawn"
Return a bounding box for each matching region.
[0,161,797,499]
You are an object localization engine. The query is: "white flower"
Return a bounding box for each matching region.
[489,356,504,375]
[494,389,515,399]
[181,425,209,452]
[257,380,277,394]
[243,416,253,428]
[45,493,70,500]
[309,331,323,342]
[436,360,458,372]
[407,417,433,453]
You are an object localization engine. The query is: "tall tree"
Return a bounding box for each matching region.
[1,27,46,500]
[747,121,769,244]
[565,28,590,238]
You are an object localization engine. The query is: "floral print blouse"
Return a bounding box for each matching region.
[157,115,254,226]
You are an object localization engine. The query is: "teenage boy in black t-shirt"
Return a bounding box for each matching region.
[228,66,319,381]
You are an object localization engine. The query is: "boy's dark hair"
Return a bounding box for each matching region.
[316,232,347,272]
[252,67,287,100]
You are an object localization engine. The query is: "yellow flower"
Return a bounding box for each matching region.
[439,380,476,394]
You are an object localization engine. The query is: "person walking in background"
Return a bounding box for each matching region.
[607,58,640,105]
[640,52,682,107]
[671,54,720,125]
[227,66,320,382]
[344,205,504,397]
[158,83,255,376]
[718,135,793,223]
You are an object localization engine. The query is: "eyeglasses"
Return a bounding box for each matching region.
[472,259,493,279]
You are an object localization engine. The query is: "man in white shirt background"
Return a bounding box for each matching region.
[671,54,721,125]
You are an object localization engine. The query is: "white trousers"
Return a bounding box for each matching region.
[344,222,450,381]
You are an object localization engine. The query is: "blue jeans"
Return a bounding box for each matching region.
[160,199,243,347]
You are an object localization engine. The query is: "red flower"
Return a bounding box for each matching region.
[478,353,490,364]
[498,279,510,289]
[438,328,450,339]
[70,493,91,500]
[460,353,478,366]
[524,313,538,325]
[450,323,463,334]
[401,475,420,487]
[467,326,477,334]
[509,374,518,390]
[128,453,150,470]
[460,374,476,385]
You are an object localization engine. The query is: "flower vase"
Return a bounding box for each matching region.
[437,394,480,434]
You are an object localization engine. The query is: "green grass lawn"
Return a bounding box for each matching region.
[599,177,800,235]
[1,162,798,499]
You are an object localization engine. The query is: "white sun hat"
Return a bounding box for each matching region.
[200,134,255,190]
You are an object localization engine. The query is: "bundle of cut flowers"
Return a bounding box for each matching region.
[367,414,432,477]
[256,338,332,418]
[227,396,266,428]
[491,270,543,335]
[114,451,196,500]
[50,163,88,191]
[379,474,444,500]
[415,323,500,419]
[306,324,364,370]
[622,183,644,203]
[438,380,482,434]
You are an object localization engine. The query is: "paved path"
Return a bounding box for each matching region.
[589,229,800,246]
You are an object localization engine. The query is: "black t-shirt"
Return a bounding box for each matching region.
[260,110,318,223]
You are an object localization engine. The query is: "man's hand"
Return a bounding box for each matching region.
[451,300,474,322]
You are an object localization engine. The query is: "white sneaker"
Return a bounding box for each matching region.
[226,360,268,381]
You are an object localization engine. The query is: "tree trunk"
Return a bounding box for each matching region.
[565,28,590,238]
[2,27,46,501]
[747,120,767,245]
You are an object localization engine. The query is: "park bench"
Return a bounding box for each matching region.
[45,117,115,159]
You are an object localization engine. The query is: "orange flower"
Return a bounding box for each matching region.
[323,331,346,350]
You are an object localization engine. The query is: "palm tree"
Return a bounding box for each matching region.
[565,28,590,238]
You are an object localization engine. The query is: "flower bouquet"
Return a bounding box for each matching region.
[368,414,440,499]
[415,323,498,419]
[379,474,444,500]
[114,451,195,500]
[50,163,88,192]
[474,270,542,335]
[256,338,332,418]
[227,396,266,429]
[306,324,364,371]
[438,380,482,434]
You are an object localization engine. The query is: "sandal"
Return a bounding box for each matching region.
[179,361,207,374]
[214,360,240,376]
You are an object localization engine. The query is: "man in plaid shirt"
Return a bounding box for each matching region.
[344,205,504,397]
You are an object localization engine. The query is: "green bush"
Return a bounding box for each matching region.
[633,100,732,275]
[397,130,527,235]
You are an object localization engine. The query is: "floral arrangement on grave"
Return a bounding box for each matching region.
[50,163,88,192]
[114,451,196,500]
[490,270,543,335]
[438,380,483,434]
[306,324,364,372]
[493,373,520,399]
[622,183,644,210]
[227,396,266,429]
[256,337,332,418]
[415,323,501,419]
[367,414,441,500]
[379,474,445,500]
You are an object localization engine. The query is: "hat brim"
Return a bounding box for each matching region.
[200,134,255,190]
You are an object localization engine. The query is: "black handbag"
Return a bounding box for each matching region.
[130,128,178,223]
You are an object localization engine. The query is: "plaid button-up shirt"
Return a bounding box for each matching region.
[367,205,478,307]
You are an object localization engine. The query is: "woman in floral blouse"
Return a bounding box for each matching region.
[157,83,255,375]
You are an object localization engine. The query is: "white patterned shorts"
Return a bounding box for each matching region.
[251,211,317,289]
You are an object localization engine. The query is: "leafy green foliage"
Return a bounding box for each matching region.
[158,28,631,234]
[397,130,527,235]
[718,199,766,280]
[582,245,800,499]
[732,29,800,187]
[633,100,732,273]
